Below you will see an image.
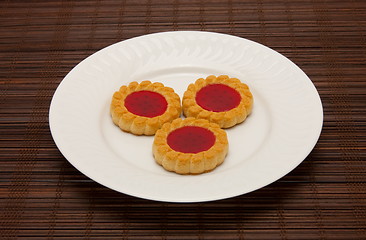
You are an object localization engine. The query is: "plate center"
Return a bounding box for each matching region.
[101,67,271,175]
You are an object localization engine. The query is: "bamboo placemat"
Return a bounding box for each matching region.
[1,0,365,239]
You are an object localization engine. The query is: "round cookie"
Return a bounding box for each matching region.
[153,117,228,175]
[182,75,253,128]
[110,81,181,135]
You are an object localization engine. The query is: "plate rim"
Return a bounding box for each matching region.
[49,30,323,203]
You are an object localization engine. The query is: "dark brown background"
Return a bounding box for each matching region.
[1,0,365,239]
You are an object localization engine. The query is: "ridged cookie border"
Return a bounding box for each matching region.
[182,75,253,128]
[153,117,228,175]
[110,81,181,135]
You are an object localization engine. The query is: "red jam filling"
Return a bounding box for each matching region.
[196,84,241,112]
[167,126,216,154]
[124,90,167,118]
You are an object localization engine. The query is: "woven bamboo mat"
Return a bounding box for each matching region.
[1,0,365,239]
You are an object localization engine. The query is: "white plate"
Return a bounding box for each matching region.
[49,31,323,203]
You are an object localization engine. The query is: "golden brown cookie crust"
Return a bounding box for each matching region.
[153,117,228,175]
[182,75,253,128]
[110,81,181,135]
